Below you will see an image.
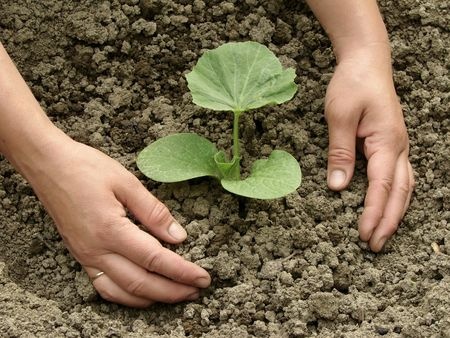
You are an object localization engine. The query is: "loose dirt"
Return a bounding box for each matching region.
[0,0,449,337]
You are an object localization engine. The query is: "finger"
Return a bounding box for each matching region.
[85,267,154,307]
[115,175,187,243]
[369,152,412,252]
[98,253,202,303]
[358,148,397,242]
[401,161,415,217]
[324,99,359,191]
[111,223,211,288]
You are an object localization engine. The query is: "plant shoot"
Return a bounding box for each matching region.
[137,41,301,199]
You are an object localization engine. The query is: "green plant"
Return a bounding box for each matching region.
[137,41,301,199]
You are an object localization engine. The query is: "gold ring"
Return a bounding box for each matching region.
[91,271,105,281]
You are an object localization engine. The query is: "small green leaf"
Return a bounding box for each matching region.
[186,41,297,112]
[214,151,240,180]
[220,150,301,199]
[137,133,220,182]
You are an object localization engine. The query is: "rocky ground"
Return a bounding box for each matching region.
[0,0,449,337]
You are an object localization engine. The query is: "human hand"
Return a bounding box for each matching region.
[324,44,414,252]
[25,133,210,307]
[0,41,209,306]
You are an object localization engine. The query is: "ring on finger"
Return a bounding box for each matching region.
[91,271,106,282]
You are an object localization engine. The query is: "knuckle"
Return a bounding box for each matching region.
[397,182,410,197]
[74,246,97,264]
[95,219,129,243]
[69,241,104,266]
[328,147,355,165]
[374,177,393,195]
[125,276,147,296]
[143,248,164,272]
[146,201,171,225]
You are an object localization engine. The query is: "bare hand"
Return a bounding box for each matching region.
[27,136,210,307]
[324,45,414,252]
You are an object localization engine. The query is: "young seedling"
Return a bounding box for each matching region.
[137,41,301,199]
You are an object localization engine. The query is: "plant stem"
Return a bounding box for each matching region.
[232,111,241,159]
[227,110,241,180]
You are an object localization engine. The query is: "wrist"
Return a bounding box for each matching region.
[333,40,394,82]
[333,37,391,65]
[2,114,74,182]
[306,0,391,65]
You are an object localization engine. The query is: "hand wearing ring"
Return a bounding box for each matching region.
[25,140,211,307]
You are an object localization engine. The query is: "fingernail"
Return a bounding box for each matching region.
[329,170,346,190]
[168,221,187,241]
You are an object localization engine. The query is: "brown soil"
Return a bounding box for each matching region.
[0,0,449,337]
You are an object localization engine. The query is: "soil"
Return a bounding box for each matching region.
[0,0,449,337]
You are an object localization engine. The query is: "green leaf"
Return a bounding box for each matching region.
[220,150,301,199]
[186,41,297,112]
[137,133,220,182]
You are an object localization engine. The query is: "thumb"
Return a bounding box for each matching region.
[115,174,187,244]
[325,101,359,191]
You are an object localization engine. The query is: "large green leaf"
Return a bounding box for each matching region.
[136,133,220,182]
[220,150,301,199]
[186,41,297,112]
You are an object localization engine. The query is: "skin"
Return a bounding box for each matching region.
[0,1,414,307]
[306,0,415,251]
